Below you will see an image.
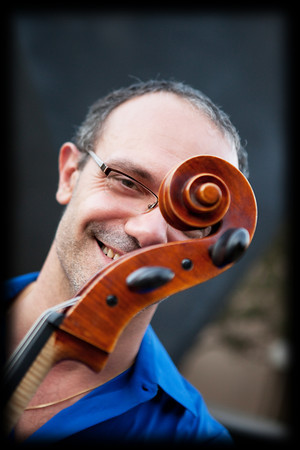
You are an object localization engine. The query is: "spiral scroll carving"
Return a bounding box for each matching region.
[159,155,243,230]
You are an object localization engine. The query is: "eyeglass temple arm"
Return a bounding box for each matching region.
[86,149,158,205]
[86,150,110,174]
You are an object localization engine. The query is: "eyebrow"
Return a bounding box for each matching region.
[105,157,156,184]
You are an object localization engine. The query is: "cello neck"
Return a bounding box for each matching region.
[5,332,60,432]
[4,298,110,432]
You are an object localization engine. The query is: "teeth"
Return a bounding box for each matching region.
[107,248,114,258]
[101,245,120,261]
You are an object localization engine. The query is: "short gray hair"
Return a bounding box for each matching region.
[72,79,249,177]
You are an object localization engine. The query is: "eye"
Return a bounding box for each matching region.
[119,177,139,190]
[107,173,145,195]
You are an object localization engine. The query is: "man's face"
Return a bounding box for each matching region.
[55,93,238,295]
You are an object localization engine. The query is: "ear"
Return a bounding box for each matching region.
[56,143,81,205]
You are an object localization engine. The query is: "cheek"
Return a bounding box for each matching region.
[70,177,109,219]
[69,173,130,226]
[74,189,129,227]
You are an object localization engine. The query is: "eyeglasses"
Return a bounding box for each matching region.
[86,149,159,214]
[86,149,211,239]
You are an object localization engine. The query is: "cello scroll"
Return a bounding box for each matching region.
[159,156,231,229]
[159,155,255,231]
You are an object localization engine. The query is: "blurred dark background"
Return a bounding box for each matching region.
[8,10,290,443]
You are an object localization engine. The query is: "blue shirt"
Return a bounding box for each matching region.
[5,273,232,444]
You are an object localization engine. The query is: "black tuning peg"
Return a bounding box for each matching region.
[126,266,175,294]
[209,227,250,268]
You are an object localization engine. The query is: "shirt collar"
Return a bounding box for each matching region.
[135,325,198,416]
[28,324,198,442]
[4,272,39,302]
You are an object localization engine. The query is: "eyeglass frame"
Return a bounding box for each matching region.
[85,149,159,213]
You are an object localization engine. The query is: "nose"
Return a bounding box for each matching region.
[124,207,169,247]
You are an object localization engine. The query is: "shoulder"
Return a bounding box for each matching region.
[3,272,39,302]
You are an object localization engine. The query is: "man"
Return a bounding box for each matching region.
[6,80,248,443]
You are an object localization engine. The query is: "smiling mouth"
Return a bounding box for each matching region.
[98,241,121,261]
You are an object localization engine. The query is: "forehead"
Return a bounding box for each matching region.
[95,92,238,176]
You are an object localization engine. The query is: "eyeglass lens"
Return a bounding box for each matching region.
[105,170,158,213]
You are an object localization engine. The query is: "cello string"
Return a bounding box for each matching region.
[5,297,80,376]
[24,382,104,410]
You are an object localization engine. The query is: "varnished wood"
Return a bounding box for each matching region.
[159,155,247,229]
